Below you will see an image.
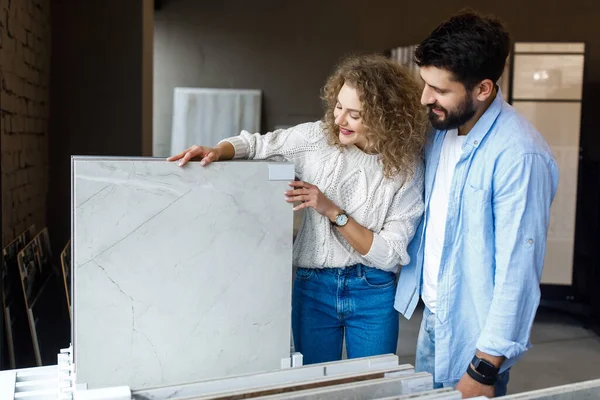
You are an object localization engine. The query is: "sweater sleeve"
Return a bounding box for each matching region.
[361,162,425,271]
[218,121,324,163]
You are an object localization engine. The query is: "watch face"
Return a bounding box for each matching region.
[472,356,498,376]
[336,214,348,226]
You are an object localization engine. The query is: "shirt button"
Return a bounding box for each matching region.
[474,140,479,145]
[527,239,534,245]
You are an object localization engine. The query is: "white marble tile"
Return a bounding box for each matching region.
[375,388,462,400]
[514,43,585,54]
[188,366,416,400]
[169,88,261,156]
[247,372,433,400]
[133,356,405,399]
[512,55,584,100]
[72,158,294,390]
[502,379,600,400]
[513,102,581,285]
[513,102,581,148]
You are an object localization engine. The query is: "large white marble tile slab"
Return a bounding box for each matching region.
[72,158,294,390]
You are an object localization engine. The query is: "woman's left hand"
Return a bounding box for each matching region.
[285,181,341,221]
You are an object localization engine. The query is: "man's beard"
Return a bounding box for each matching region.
[427,95,477,130]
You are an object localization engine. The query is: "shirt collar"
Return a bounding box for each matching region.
[462,88,505,148]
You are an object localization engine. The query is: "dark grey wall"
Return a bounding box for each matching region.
[48,0,153,251]
[153,0,600,160]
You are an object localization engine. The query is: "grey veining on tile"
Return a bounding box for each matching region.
[72,159,294,390]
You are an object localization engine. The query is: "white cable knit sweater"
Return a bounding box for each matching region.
[220,121,424,273]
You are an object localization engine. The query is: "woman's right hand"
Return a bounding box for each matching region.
[167,145,221,167]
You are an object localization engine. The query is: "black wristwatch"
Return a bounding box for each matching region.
[467,355,499,386]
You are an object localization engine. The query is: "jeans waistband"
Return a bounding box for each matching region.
[299,264,389,278]
[333,264,370,277]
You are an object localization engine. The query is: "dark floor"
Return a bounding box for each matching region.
[393,304,600,396]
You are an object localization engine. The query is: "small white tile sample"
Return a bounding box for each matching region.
[72,158,294,390]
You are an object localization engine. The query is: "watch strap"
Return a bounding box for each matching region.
[471,355,499,377]
[467,355,499,386]
[467,363,497,386]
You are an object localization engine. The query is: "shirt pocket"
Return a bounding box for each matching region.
[461,184,494,254]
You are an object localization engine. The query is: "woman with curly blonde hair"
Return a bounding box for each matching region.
[169,54,428,364]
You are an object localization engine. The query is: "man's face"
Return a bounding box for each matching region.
[419,66,477,130]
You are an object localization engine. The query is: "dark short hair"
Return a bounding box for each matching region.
[414,9,511,90]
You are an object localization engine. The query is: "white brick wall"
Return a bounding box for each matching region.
[0,0,50,246]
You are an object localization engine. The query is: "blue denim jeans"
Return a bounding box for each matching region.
[291,264,399,365]
[416,306,510,396]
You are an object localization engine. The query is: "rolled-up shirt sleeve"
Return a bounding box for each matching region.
[476,153,558,360]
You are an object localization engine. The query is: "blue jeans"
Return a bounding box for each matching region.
[416,306,510,397]
[292,264,399,365]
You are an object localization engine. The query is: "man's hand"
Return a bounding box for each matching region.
[456,349,504,397]
[456,373,495,398]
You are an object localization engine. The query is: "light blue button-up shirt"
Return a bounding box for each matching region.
[394,89,559,382]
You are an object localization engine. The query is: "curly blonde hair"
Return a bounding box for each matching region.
[321,54,428,178]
